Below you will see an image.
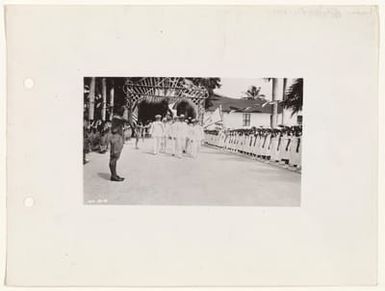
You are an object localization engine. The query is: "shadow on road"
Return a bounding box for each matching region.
[98,172,111,180]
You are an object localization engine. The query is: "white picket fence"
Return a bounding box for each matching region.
[205,132,302,170]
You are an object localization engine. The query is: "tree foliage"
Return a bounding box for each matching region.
[242,85,266,100]
[186,77,222,109]
[283,78,303,115]
[84,77,127,121]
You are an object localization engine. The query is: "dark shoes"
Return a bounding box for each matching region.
[110,175,125,182]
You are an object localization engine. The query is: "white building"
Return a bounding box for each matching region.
[204,94,301,130]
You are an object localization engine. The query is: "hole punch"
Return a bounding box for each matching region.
[24,197,35,207]
[24,78,34,89]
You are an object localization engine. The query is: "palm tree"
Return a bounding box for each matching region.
[84,77,129,122]
[85,77,96,120]
[242,85,266,100]
[282,78,303,115]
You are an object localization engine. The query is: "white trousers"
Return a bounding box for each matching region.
[170,138,176,155]
[152,137,162,154]
[161,136,167,152]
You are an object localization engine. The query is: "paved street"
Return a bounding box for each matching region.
[84,139,301,206]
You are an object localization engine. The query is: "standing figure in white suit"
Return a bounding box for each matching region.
[161,117,170,153]
[196,121,204,153]
[187,120,196,157]
[182,119,190,154]
[150,115,165,155]
[169,116,178,156]
[174,115,185,158]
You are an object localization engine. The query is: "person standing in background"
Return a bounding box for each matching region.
[169,116,178,156]
[182,118,190,154]
[196,121,204,153]
[190,119,201,158]
[150,115,165,155]
[134,122,143,149]
[187,119,195,156]
[161,117,169,153]
[174,115,185,158]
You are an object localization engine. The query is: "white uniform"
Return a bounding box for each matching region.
[297,136,302,168]
[196,125,204,152]
[247,135,253,155]
[181,122,189,152]
[270,134,280,162]
[169,121,177,155]
[283,134,292,161]
[188,124,203,158]
[263,134,272,157]
[161,122,170,153]
[278,134,290,162]
[150,121,164,154]
[260,134,268,157]
[289,135,301,167]
[187,124,196,156]
[254,134,262,157]
[174,121,185,158]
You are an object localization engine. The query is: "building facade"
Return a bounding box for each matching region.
[204,94,301,130]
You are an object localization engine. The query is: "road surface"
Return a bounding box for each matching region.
[84,139,301,206]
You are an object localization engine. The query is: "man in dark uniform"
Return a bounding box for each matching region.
[109,107,127,182]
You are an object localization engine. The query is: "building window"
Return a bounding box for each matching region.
[243,113,251,127]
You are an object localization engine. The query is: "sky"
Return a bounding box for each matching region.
[214,78,273,100]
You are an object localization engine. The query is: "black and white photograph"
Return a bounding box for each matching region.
[4,4,380,287]
[83,77,303,206]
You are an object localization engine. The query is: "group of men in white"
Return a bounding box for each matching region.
[149,114,205,158]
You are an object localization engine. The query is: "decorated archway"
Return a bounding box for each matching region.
[123,77,208,123]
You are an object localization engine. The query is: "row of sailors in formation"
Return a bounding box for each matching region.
[149,114,205,158]
[205,126,302,169]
